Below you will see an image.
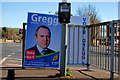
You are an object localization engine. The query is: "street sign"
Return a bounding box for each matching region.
[58,2,71,23]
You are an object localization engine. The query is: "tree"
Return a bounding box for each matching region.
[1,27,21,40]
[76,4,101,24]
[2,27,8,38]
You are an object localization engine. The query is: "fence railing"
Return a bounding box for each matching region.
[67,20,120,79]
[89,20,120,76]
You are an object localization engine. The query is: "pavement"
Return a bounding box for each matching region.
[1,67,120,80]
[1,42,120,80]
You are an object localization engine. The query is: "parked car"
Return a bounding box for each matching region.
[14,40,21,43]
[114,39,119,46]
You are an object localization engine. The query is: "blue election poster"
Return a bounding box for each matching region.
[24,12,61,68]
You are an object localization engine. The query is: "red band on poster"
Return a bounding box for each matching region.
[26,50,36,60]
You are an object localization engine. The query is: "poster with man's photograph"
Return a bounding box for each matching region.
[24,12,61,68]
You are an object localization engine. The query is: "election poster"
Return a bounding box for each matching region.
[24,12,61,68]
[67,16,89,65]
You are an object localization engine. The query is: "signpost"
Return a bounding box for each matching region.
[58,0,71,76]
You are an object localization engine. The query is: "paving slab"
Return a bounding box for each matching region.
[0,67,120,80]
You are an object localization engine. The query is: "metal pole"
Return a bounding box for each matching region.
[60,0,68,77]
[68,26,70,64]
[87,27,90,70]
[110,21,114,79]
[22,23,27,69]
[60,24,67,76]
[118,23,120,74]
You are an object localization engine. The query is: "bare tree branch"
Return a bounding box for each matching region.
[76,4,101,24]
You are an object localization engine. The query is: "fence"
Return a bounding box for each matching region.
[66,19,120,79]
[89,20,120,77]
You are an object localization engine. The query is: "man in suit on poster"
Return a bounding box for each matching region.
[26,25,55,56]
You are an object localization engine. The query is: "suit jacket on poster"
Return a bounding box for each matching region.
[26,45,55,56]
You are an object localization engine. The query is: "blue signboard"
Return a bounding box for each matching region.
[24,12,61,68]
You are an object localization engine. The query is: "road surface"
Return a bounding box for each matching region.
[1,43,22,67]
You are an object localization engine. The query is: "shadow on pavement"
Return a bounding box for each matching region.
[1,67,120,80]
[78,70,97,80]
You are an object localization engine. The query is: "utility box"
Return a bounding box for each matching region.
[58,2,71,23]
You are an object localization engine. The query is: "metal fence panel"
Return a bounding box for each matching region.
[67,20,120,78]
[89,20,120,76]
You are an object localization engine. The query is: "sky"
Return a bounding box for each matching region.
[0,0,119,28]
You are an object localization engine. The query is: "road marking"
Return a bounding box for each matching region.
[7,63,22,66]
[0,57,8,64]
[8,60,22,62]
[0,52,21,66]
[7,55,11,57]
[8,58,22,61]
[0,53,14,64]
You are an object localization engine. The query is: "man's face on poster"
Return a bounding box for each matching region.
[35,27,50,49]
